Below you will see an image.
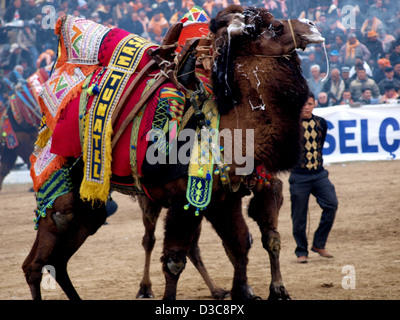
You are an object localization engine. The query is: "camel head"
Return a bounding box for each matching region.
[210,5,324,58]
[210,5,324,115]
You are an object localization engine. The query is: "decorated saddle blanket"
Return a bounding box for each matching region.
[31,10,214,205]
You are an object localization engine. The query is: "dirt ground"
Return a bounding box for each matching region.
[1,160,399,300]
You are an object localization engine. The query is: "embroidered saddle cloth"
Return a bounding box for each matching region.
[31,12,214,205]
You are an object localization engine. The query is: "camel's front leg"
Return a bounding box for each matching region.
[248,176,290,300]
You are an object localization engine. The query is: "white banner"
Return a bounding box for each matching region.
[313,103,400,163]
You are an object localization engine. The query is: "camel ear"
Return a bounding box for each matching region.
[209,18,219,34]
[243,7,274,38]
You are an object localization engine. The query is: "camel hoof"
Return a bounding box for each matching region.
[136,286,155,299]
[268,284,291,300]
[211,288,230,300]
[231,285,260,301]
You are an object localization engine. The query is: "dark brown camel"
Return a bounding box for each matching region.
[22,5,324,300]
[0,68,46,190]
[0,107,39,191]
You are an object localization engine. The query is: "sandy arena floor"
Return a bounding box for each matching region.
[1,160,399,300]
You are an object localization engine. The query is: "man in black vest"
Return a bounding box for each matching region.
[289,91,338,264]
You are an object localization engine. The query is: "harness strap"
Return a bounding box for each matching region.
[111,73,167,148]
[111,59,156,127]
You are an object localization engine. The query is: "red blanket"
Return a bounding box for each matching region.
[51,28,160,177]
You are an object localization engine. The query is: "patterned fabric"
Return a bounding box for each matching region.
[293,115,327,174]
[303,118,319,170]
[0,110,18,149]
[30,136,67,191]
[176,6,210,52]
[180,6,210,26]
[33,165,74,230]
[80,34,155,203]
[60,15,110,65]
[39,67,87,131]
[185,99,220,214]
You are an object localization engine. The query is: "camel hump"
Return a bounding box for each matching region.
[55,15,111,66]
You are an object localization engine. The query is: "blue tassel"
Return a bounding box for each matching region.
[206,171,212,180]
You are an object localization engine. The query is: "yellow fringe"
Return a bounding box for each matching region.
[79,118,113,204]
[35,127,53,149]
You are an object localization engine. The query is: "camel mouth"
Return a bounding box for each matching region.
[298,19,325,45]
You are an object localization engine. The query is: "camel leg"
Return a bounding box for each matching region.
[137,194,228,299]
[205,193,252,300]
[161,200,203,300]
[22,192,107,300]
[248,176,291,300]
[187,223,230,300]
[0,148,17,191]
[136,195,162,298]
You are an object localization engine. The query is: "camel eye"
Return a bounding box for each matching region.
[271,23,283,34]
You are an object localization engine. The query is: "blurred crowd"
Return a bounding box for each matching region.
[1,0,400,107]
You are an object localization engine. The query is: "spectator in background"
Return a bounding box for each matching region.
[8,64,24,85]
[4,0,27,23]
[307,64,325,97]
[341,66,351,90]
[340,89,354,105]
[389,41,400,66]
[130,0,144,12]
[349,56,373,79]
[211,0,224,18]
[203,0,215,16]
[360,15,384,39]
[327,50,341,71]
[138,10,149,33]
[316,91,333,108]
[358,87,379,105]
[16,25,38,67]
[393,61,400,81]
[36,49,55,69]
[378,29,396,54]
[8,43,31,72]
[349,67,380,101]
[339,33,371,68]
[378,66,400,94]
[119,11,144,35]
[327,35,345,55]
[322,68,345,104]
[301,52,320,80]
[374,58,392,84]
[113,0,131,25]
[147,11,169,43]
[323,19,346,49]
[365,30,384,68]
[379,83,400,103]
[21,0,40,20]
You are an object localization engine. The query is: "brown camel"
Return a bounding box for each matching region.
[0,104,40,191]
[22,5,324,300]
[0,68,46,190]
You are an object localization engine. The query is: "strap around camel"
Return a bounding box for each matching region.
[80,34,154,203]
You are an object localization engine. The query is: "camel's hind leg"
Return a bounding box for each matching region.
[137,195,228,299]
[22,192,107,300]
[248,176,291,300]
[187,223,229,300]
[161,199,204,300]
[0,148,17,191]
[136,195,162,298]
